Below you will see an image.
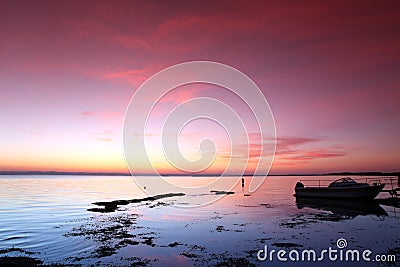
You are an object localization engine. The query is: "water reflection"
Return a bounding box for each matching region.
[1,175,398,266]
[295,197,388,218]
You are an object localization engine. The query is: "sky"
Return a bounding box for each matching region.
[0,0,399,175]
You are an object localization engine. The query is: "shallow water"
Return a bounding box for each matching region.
[0,175,398,266]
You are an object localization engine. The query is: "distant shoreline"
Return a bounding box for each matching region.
[0,171,398,177]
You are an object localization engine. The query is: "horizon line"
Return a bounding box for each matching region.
[0,170,398,177]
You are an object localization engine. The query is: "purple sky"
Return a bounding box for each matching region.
[0,1,399,174]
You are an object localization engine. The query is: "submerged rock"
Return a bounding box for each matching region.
[88,193,185,213]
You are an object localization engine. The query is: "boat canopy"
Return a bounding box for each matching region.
[328,177,365,188]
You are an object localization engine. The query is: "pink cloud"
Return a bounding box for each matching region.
[100,68,153,86]
[157,86,205,105]
[95,137,112,142]
[81,111,94,116]
[274,137,348,166]
[81,111,123,118]
[91,130,114,136]
[219,135,348,168]
[276,137,321,151]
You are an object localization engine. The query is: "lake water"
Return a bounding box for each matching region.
[0,175,398,266]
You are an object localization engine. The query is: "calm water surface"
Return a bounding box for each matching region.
[0,175,398,266]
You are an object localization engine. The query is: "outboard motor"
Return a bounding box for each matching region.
[295,182,304,189]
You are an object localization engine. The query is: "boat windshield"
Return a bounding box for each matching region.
[328,177,359,188]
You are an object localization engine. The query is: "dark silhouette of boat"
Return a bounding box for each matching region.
[294,177,384,200]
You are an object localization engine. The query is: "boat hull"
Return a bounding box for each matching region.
[295,184,384,200]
